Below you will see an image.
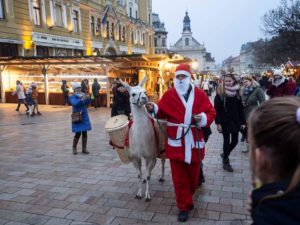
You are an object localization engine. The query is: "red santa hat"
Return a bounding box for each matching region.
[175,64,195,80]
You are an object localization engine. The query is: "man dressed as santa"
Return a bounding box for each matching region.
[146,64,216,222]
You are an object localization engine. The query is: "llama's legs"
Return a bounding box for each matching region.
[132,157,143,199]
[159,156,166,182]
[145,158,156,201]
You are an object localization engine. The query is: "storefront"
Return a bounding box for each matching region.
[0,54,191,106]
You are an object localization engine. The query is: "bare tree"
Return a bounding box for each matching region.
[262,0,300,36]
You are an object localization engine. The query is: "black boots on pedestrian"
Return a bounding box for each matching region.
[82,137,89,154]
[73,137,79,155]
[178,211,188,222]
[221,153,233,172]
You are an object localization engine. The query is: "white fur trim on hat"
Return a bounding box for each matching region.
[273,69,283,76]
[175,70,191,78]
[296,107,300,124]
[71,82,81,91]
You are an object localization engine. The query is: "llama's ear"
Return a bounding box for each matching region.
[139,76,147,87]
[119,79,131,91]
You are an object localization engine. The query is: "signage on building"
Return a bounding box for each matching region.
[129,62,159,68]
[32,32,83,47]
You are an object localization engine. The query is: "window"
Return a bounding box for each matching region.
[131,31,134,44]
[154,37,157,47]
[32,0,42,25]
[142,33,145,45]
[0,0,5,19]
[129,7,132,17]
[90,16,95,36]
[97,18,101,36]
[162,38,166,47]
[54,3,63,26]
[135,10,137,19]
[149,35,152,47]
[118,24,121,41]
[185,38,189,46]
[111,22,114,40]
[36,46,49,57]
[73,10,79,33]
[106,21,109,39]
[0,43,18,57]
[122,27,126,42]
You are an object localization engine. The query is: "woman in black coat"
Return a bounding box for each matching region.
[214,74,246,172]
[111,80,131,119]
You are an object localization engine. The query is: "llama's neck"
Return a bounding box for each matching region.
[131,105,149,124]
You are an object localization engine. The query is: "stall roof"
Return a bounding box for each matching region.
[0,54,191,67]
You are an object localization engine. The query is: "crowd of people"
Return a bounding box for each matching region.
[11,66,300,223]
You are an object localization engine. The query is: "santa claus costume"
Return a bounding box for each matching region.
[149,64,216,222]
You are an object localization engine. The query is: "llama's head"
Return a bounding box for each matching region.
[120,76,148,107]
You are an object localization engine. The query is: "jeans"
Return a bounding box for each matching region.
[222,132,239,159]
[17,99,29,110]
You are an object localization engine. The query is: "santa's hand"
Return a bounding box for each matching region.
[193,114,202,122]
[145,103,154,112]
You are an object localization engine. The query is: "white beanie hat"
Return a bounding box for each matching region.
[71,82,81,91]
[273,69,283,76]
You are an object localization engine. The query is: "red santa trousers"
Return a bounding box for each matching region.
[170,159,200,211]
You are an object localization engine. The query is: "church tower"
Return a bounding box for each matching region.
[183,11,191,32]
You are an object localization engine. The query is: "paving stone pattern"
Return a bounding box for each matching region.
[0,102,252,225]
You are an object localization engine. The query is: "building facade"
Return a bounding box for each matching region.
[0,0,155,57]
[170,12,215,72]
[152,13,168,54]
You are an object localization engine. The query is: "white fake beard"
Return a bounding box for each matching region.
[174,78,190,96]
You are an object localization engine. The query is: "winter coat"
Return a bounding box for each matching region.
[241,87,266,120]
[156,87,216,163]
[111,85,131,117]
[287,79,296,95]
[267,79,290,98]
[251,180,300,225]
[214,94,245,134]
[92,82,101,97]
[61,84,69,96]
[12,84,25,99]
[70,93,92,133]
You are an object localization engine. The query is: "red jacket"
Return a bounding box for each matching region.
[267,79,290,98]
[156,87,216,162]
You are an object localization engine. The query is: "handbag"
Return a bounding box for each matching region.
[202,126,212,142]
[71,111,82,123]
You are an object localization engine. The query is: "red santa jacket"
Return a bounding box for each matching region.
[156,87,216,163]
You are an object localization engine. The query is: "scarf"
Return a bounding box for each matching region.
[225,84,240,97]
[243,86,253,95]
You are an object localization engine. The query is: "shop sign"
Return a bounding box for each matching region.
[32,32,83,47]
[129,62,159,68]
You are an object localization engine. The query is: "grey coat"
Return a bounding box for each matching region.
[241,87,265,120]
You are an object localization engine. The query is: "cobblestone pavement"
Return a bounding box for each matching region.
[0,102,252,225]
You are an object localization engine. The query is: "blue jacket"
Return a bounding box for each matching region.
[70,94,92,133]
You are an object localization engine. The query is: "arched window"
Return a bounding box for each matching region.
[185,38,189,46]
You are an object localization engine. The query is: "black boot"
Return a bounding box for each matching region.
[222,158,233,172]
[178,211,188,222]
[82,136,89,154]
[73,137,79,155]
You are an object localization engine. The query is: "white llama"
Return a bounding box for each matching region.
[120,77,165,201]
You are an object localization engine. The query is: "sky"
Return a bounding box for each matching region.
[152,0,282,64]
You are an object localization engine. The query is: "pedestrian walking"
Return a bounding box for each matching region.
[25,83,36,116]
[214,74,246,172]
[240,75,265,146]
[61,80,69,105]
[248,97,300,225]
[146,64,216,222]
[266,69,290,98]
[111,79,131,119]
[92,78,101,108]
[12,80,29,112]
[31,83,41,116]
[70,82,92,155]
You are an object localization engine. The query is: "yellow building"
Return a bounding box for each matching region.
[0,0,155,57]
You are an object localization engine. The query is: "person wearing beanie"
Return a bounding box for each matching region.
[70,82,92,155]
[214,74,246,172]
[266,69,290,98]
[240,75,265,148]
[146,64,216,222]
